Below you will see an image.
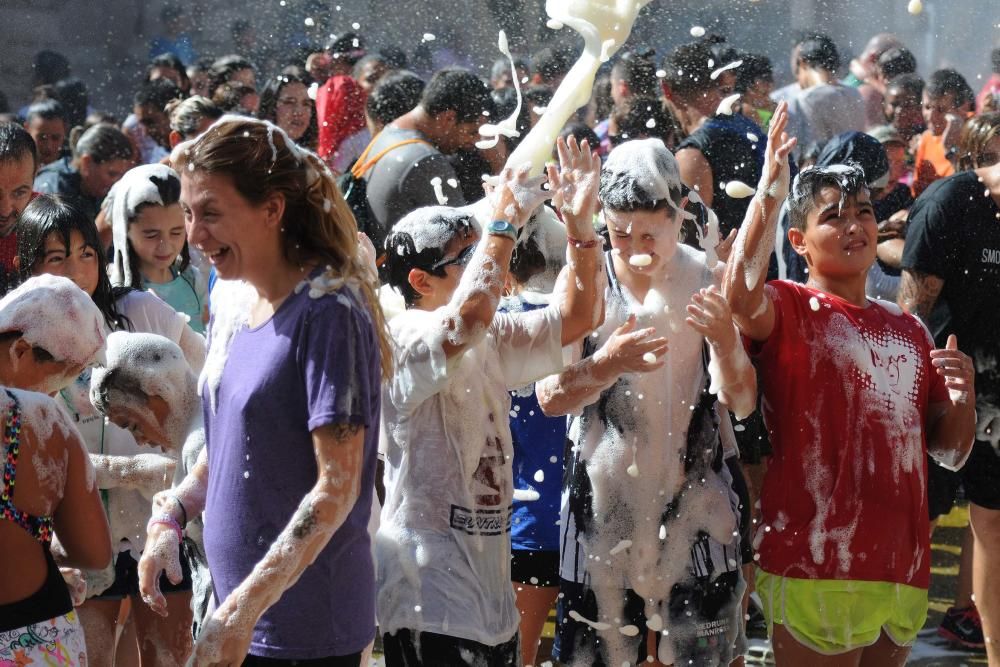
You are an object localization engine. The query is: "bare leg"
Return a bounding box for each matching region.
[956,523,976,608]
[116,601,140,667]
[514,582,559,666]
[78,598,123,667]
[857,631,909,667]
[131,591,194,666]
[970,503,1000,665]
[771,623,862,667]
[646,630,667,667]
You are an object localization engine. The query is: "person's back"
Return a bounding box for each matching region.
[0,388,111,661]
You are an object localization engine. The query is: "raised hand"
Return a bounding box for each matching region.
[546,135,600,223]
[596,314,669,374]
[685,285,739,352]
[759,100,797,204]
[490,163,550,229]
[930,334,975,405]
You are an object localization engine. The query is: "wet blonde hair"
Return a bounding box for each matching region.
[174,117,393,379]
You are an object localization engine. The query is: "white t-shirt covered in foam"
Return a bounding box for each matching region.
[376,305,564,646]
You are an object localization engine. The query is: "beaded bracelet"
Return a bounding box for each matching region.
[148,513,183,543]
[567,235,601,249]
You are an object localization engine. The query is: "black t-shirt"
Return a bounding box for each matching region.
[902,170,1000,408]
[677,114,764,237]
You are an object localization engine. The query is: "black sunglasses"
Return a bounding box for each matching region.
[429,243,476,271]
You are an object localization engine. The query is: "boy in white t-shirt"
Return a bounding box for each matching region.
[376,138,604,665]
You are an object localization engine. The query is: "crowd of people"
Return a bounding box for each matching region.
[0,7,999,667]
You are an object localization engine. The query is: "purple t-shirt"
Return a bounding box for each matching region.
[202,279,380,659]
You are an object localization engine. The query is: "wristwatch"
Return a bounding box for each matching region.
[487,219,518,241]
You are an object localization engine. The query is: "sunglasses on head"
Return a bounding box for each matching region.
[429,243,477,272]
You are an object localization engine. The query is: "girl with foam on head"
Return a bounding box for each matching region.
[140,115,392,666]
[14,193,205,667]
[105,164,209,334]
[89,331,213,640]
[0,273,111,665]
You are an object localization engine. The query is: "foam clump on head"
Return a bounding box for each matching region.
[0,275,107,367]
[91,331,194,409]
[599,138,688,218]
[390,206,476,255]
[105,163,181,287]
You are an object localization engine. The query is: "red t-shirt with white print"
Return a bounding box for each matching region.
[750,280,949,589]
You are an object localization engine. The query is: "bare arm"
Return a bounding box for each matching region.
[722,101,797,342]
[537,315,668,417]
[676,147,715,208]
[876,238,905,269]
[440,166,548,359]
[686,286,758,420]
[54,431,113,571]
[547,136,605,345]
[926,335,977,470]
[191,422,367,663]
[92,452,175,496]
[138,446,209,616]
[898,269,944,322]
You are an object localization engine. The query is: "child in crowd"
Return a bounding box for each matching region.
[90,331,211,639]
[0,277,112,667]
[537,137,756,667]
[913,69,975,195]
[105,164,209,333]
[724,101,976,666]
[376,137,603,666]
[15,194,204,667]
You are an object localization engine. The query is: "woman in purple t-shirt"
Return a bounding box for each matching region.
[137,117,392,666]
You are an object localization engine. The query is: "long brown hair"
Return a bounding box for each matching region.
[958,112,1000,171]
[175,117,393,379]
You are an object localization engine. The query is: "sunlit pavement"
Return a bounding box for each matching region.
[369,505,987,665]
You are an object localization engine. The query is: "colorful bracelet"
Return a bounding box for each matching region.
[567,235,602,249]
[148,514,183,542]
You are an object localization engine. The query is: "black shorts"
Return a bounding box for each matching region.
[554,572,742,666]
[95,547,192,600]
[959,441,1000,510]
[726,457,755,566]
[382,629,518,667]
[511,549,560,587]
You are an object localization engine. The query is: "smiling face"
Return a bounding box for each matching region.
[127,203,186,277]
[273,82,313,141]
[605,206,681,278]
[791,185,878,280]
[34,229,100,297]
[181,170,280,284]
[922,91,958,137]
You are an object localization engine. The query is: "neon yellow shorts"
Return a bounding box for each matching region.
[755,568,928,654]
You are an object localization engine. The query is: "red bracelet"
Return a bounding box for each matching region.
[567,235,602,249]
[148,514,183,542]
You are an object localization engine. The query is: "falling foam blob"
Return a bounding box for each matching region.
[429,176,449,205]
[724,180,756,198]
[809,296,821,312]
[609,539,632,555]
[907,0,923,14]
[568,610,612,631]
[642,352,657,364]
[534,469,545,483]
[629,254,653,267]
[620,624,641,637]
[716,93,741,116]
[422,32,436,41]
[690,25,706,37]
[710,59,744,80]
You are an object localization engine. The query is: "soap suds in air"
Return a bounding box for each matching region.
[642,352,657,364]
[716,93,741,116]
[689,26,705,37]
[477,31,525,150]
[724,181,756,199]
[710,60,744,80]
[430,176,449,205]
[568,610,611,632]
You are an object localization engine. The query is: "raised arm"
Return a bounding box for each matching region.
[686,285,757,419]
[537,315,668,417]
[547,136,605,345]
[441,166,549,359]
[721,101,797,342]
[190,422,366,663]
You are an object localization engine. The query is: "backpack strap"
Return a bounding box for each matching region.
[350,135,432,179]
